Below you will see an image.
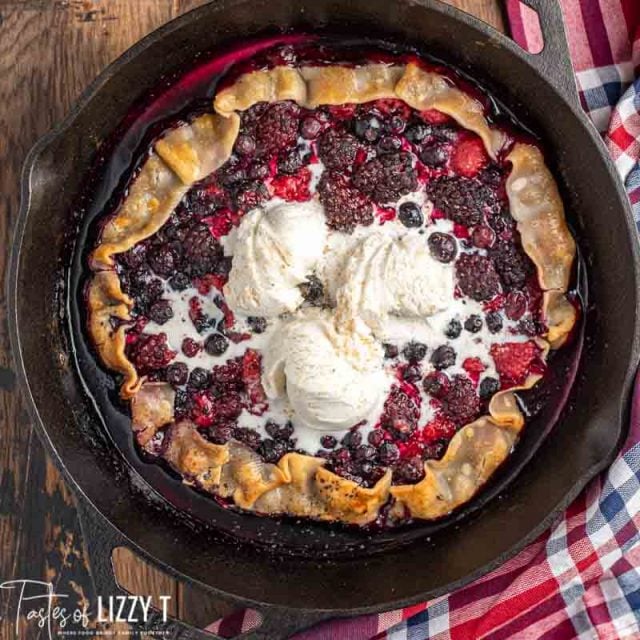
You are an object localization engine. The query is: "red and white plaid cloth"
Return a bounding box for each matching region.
[207,3,640,638]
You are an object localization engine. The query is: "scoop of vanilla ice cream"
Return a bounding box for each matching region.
[262,309,389,432]
[224,200,327,317]
[335,233,455,338]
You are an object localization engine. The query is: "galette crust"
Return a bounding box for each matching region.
[89,61,578,525]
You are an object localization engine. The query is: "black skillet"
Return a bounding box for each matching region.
[8,1,640,638]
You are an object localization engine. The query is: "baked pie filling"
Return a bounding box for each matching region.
[86,46,579,526]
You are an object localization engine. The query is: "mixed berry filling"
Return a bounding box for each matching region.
[114,83,549,489]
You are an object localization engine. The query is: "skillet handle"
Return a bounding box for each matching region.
[77,499,333,639]
[513,0,581,109]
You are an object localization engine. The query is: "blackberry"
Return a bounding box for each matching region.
[378,442,400,465]
[235,180,269,211]
[318,129,363,170]
[148,300,173,325]
[518,316,543,337]
[233,427,262,450]
[183,224,221,277]
[254,102,300,154]
[428,232,457,263]
[248,161,270,180]
[464,314,483,333]
[381,387,419,440]
[442,375,480,426]
[479,377,500,400]
[431,345,456,370]
[486,311,503,334]
[188,367,210,389]
[204,333,228,356]
[147,246,176,278]
[247,316,267,333]
[398,202,423,227]
[174,389,188,420]
[134,277,163,313]
[166,362,188,387]
[393,456,425,484]
[445,319,462,339]
[318,171,373,232]
[258,438,287,464]
[422,441,447,461]
[423,371,450,399]
[420,145,448,167]
[265,420,294,441]
[320,435,337,449]
[433,125,459,142]
[489,240,531,290]
[277,145,310,175]
[169,272,190,292]
[209,424,234,445]
[218,162,247,187]
[128,333,176,374]
[456,254,501,301]
[353,152,417,204]
[427,176,500,226]
[353,114,382,143]
[403,341,428,363]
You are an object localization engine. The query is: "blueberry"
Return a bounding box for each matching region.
[234,134,256,156]
[428,232,457,263]
[377,135,402,154]
[472,225,496,249]
[405,122,431,144]
[398,202,424,228]
[479,377,500,399]
[402,365,422,382]
[445,319,462,339]
[368,430,385,447]
[341,431,362,448]
[423,371,450,398]
[166,362,188,387]
[393,456,425,483]
[354,114,382,143]
[486,311,503,334]
[247,316,267,334]
[204,333,228,356]
[148,300,173,325]
[188,367,210,389]
[464,315,483,333]
[320,435,337,449]
[259,438,287,464]
[430,345,456,370]
[387,115,406,134]
[378,442,400,465]
[420,145,448,167]
[354,444,377,461]
[403,341,428,363]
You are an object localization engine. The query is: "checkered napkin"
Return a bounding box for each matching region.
[207,4,640,638]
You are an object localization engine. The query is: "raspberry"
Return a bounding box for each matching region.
[128,333,176,374]
[317,170,373,232]
[270,167,312,202]
[490,341,541,386]
[188,297,216,334]
[456,254,501,301]
[254,102,300,154]
[242,349,267,409]
[442,375,480,426]
[489,240,532,290]
[317,129,364,170]
[354,152,417,204]
[422,415,457,443]
[451,136,488,177]
[462,357,486,384]
[182,224,222,277]
[380,386,420,441]
[427,176,500,226]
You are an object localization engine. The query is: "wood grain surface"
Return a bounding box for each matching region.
[0,1,505,637]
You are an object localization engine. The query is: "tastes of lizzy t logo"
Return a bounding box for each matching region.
[0,579,172,638]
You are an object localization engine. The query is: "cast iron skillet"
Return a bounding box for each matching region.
[9,1,640,638]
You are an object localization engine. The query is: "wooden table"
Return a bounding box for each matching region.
[0,1,505,637]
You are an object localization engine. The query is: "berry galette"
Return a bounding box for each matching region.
[87,50,578,527]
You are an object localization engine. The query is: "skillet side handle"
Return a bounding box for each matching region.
[515,0,581,109]
[76,499,333,639]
